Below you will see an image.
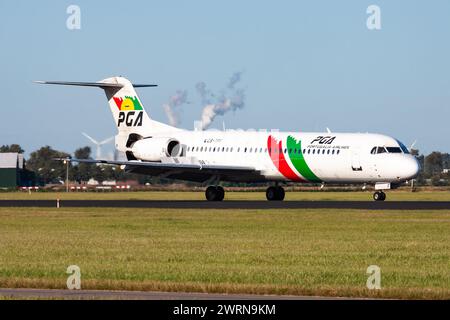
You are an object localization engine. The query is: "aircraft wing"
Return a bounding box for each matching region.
[61,158,264,183]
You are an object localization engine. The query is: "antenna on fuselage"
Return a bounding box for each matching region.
[409,140,417,151]
[326,127,331,133]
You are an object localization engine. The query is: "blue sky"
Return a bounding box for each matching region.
[1,0,449,156]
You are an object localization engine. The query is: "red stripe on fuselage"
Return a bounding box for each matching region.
[267,135,304,182]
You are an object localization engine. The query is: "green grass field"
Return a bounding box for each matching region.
[1,190,450,201]
[0,207,449,299]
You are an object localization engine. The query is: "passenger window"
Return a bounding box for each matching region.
[244,147,247,152]
[307,149,310,154]
[337,150,340,155]
[322,150,325,154]
[230,147,233,152]
[312,149,315,154]
[332,150,335,154]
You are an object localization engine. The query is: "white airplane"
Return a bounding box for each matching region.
[36,76,420,201]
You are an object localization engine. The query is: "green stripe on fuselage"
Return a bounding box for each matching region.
[287,136,321,183]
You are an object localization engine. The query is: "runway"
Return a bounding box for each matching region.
[0,288,353,300]
[1,200,450,210]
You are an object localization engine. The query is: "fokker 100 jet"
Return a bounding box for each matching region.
[36,77,420,201]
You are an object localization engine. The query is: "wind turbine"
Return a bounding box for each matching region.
[82,132,114,159]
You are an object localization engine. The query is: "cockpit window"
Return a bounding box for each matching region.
[386,147,402,153]
[377,147,387,154]
[395,139,410,154]
[371,145,406,154]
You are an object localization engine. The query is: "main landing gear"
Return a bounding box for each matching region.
[205,186,225,201]
[266,186,285,201]
[373,191,386,201]
[205,185,285,201]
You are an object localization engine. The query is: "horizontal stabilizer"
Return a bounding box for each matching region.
[34,80,157,88]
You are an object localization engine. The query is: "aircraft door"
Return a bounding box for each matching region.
[351,148,362,171]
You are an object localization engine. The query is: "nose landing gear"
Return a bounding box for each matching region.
[266,186,285,201]
[373,191,386,201]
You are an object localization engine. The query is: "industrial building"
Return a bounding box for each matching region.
[0,153,34,188]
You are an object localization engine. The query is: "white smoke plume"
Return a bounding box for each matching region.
[195,82,211,104]
[197,72,245,130]
[227,72,242,89]
[163,90,188,126]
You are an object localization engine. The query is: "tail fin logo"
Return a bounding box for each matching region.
[113,96,143,111]
[113,96,144,127]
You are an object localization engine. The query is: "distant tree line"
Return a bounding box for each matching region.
[0,144,163,186]
[2,144,450,186]
[412,149,450,186]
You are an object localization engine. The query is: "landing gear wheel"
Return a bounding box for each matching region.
[216,186,225,201]
[275,186,285,201]
[266,186,277,201]
[266,186,285,201]
[205,186,217,201]
[373,191,386,201]
[205,186,225,201]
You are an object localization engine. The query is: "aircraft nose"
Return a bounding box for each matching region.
[403,156,420,180]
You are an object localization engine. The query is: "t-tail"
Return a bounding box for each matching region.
[34,76,180,155]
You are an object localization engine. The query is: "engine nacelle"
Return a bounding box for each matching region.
[130,137,182,161]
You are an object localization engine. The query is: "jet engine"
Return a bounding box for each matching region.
[130,137,183,161]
